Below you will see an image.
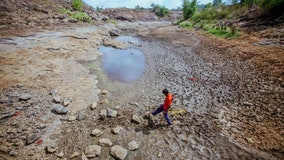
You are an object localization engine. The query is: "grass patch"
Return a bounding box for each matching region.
[72,12,91,22]
[58,8,91,22]
[108,20,118,26]
[207,28,240,39]
[58,8,73,15]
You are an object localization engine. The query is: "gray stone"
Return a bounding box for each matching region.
[81,152,88,160]
[57,151,64,158]
[50,88,58,96]
[68,116,76,121]
[107,108,117,118]
[52,95,61,103]
[90,102,97,110]
[111,126,123,134]
[99,138,113,147]
[110,145,127,160]
[99,109,107,118]
[158,152,162,158]
[131,115,142,124]
[63,99,71,106]
[85,145,101,158]
[53,104,68,114]
[70,151,79,158]
[19,94,31,101]
[25,134,40,145]
[127,141,139,151]
[100,99,108,104]
[91,129,103,137]
[46,142,58,153]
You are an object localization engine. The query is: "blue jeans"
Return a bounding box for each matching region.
[152,105,172,125]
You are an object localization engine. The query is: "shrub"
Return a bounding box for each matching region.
[182,0,197,19]
[151,3,170,17]
[72,0,83,11]
[58,8,73,15]
[72,12,91,22]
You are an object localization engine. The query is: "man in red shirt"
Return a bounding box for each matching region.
[151,89,173,125]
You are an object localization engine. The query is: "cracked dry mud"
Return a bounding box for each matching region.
[0,22,283,160]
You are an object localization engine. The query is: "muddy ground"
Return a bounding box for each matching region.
[0,22,283,160]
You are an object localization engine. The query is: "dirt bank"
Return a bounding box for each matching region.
[0,22,283,160]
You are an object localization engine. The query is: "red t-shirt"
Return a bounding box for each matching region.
[163,93,173,111]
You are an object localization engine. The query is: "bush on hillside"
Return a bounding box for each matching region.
[151,3,170,17]
[72,0,83,11]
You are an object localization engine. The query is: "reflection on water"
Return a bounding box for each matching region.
[99,46,145,82]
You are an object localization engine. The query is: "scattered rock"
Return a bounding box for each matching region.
[25,133,40,145]
[129,102,139,106]
[131,115,142,124]
[70,151,79,158]
[0,97,12,104]
[68,116,76,121]
[52,95,61,103]
[85,145,101,158]
[100,99,108,104]
[63,99,71,106]
[111,126,123,134]
[57,151,64,158]
[243,101,253,106]
[90,102,97,110]
[77,113,86,121]
[53,104,68,114]
[99,138,113,147]
[81,152,88,160]
[46,142,58,153]
[91,129,103,137]
[0,110,16,120]
[107,108,117,118]
[158,152,162,158]
[19,94,31,101]
[127,141,139,151]
[8,150,18,157]
[110,145,128,160]
[101,90,109,95]
[50,88,58,96]
[99,109,107,118]
[114,105,121,110]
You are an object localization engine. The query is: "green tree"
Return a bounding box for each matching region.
[151,3,170,17]
[213,0,222,6]
[72,0,83,11]
[182,0,197,19]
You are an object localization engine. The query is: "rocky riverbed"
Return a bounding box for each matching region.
[0,22,283,160]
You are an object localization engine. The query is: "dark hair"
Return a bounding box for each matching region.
[162,89,169,95]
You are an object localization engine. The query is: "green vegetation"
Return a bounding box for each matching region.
[135,5,145,10]
[151,3,170,17]
[182,0,197,19]
[108,20,118,26]
[58,8,73,15]
[59,8,91,22]
[72,12,91,22]
[178,0,284,39]
[95,6,103,12]
[207,28,240,38]
[72,0,83,11]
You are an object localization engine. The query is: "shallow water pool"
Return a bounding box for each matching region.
[99,46,145,82]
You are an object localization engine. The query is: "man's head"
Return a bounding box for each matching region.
[162,89,169,95]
